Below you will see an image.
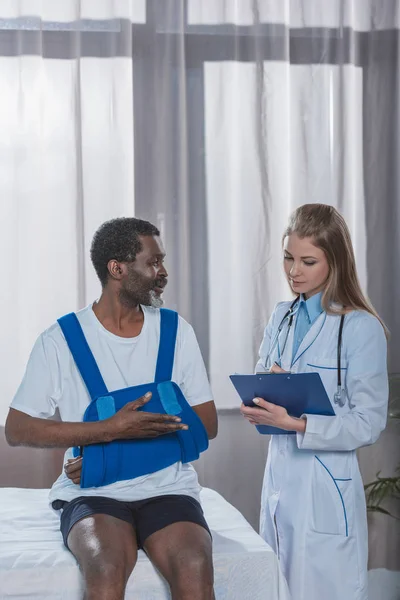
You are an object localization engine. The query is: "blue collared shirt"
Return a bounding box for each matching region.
[292,292,324,360]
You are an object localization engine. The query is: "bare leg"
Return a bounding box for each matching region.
[144,521,214,600]
[67,514,138,600]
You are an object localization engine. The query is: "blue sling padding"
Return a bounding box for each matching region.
[58,309,178,396]
[57,308,209,488]
[57,313,108,401]
[154,309,178,383]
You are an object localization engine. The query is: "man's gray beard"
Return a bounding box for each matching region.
[149,290,164,308]
[118,288,164,309]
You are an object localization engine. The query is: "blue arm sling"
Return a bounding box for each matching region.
[57,308,209,488]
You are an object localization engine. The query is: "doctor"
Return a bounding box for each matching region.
[241,204,389,600]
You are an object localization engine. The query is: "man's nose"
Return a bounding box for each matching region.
[159,264,168,278]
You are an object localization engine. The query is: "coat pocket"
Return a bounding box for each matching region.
[307,358,347,384]
[311,455,353,536]
[306,358,348,413]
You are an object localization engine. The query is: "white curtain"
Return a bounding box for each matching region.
[2,0,399,422]
[205,58,368,407]
[0,1,139,425]
[200,0,397,408]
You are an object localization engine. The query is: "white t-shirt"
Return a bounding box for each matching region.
[11,304,213,505]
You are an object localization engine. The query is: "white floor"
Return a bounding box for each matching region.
[369,569,400,600]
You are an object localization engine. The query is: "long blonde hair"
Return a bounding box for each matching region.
[283,204,389,337]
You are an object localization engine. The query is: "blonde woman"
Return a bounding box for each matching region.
[241,204,389,600]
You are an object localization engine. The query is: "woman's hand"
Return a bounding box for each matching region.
[240,398,305,432]
[269,362,287,374]
[240,398,288,429]
[239,362,307,433]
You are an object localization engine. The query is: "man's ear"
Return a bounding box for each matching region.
[107,260,128,281]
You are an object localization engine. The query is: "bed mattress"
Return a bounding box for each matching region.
[0,486,290,599]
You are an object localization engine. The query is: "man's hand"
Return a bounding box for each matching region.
[65,456,83,485]
[64,392,190,485]
[107,392,189,440]
[5,391,188,450]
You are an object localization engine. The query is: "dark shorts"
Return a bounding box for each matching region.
[53,494,211,550]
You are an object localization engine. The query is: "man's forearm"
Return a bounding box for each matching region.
[5,409,114,448]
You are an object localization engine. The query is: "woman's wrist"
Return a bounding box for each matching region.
[286,416,307,433]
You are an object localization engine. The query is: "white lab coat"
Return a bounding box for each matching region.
[256,301,388,600]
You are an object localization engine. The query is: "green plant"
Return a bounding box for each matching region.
[364,386,400,519]
[364,469,400,518]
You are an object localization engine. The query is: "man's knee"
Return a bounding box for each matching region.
[72,539,135,598]
[84,556,126,580]
[172,546,214,584]
[82,559,129,599]
[67,514,137,597]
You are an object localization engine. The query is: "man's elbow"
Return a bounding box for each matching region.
[207,420,218,440]
[4,425,19,446]
[5,411,23,446]
[191,401,218,441]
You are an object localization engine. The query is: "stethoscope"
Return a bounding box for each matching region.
[264,297,354,410]
[265,298,299,366]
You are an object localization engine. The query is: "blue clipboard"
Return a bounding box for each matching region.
[230,372,335,435]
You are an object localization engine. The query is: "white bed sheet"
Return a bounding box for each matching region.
[0,487,290,599]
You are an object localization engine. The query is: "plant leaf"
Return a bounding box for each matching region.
[367,505,400,519]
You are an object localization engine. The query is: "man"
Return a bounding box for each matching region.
[5,217,218,600]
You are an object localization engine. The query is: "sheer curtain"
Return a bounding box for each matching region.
[0,1,137,427]
[1,0,399,570]
[0,0,137,487]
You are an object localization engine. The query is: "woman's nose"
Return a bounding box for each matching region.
[290,262,302,276]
